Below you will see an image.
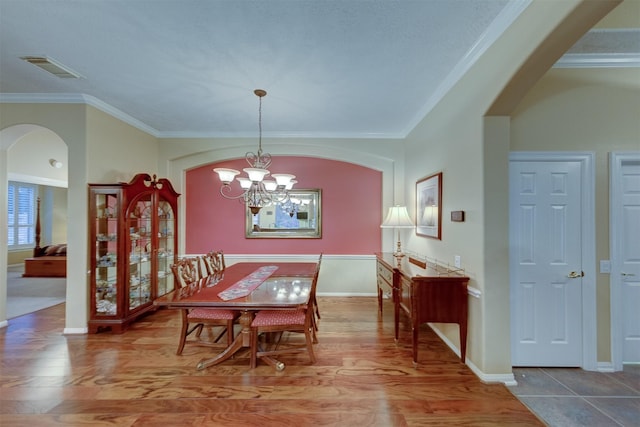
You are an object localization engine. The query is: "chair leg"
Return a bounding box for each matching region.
[226,320,235,347]
[314,295,321,320]
[307,333,316,363]
[193,323,205,338]
[249,328,258,369]
[209,327,228,344]
[176,311,189,355]
[305,328,316,363]
[312,310,319,332]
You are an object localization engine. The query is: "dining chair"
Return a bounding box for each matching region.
[201,250,226,285]
[170,257,238,355]
[311,253,322,331]
[249,258,321,369]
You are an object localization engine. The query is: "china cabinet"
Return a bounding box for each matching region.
[88,173,179,333]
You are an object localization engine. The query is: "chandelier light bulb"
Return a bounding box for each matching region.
[243,167,269,182]
[271,173,296,187]
[285,180,297,191]
[213,168,240,184]
[263,180,278,192]
[237,177,252,189]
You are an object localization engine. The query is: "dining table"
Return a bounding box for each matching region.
[154,261,318,370]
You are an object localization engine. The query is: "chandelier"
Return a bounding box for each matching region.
[213,89,296,215]
[279,196,309,217]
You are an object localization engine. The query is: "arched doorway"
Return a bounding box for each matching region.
[0,124,68,325]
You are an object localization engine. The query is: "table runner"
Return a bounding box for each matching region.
[217,265,279,301]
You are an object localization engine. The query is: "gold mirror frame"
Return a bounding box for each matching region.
[246,189,322,238]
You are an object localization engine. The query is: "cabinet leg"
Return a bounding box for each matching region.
[412,326,419,365]
[459,321,467,362]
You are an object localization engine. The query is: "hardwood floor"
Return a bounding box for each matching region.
[1,297,543,426]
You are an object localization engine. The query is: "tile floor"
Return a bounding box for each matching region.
[508,365,640,426]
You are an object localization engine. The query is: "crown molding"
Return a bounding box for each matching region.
[156,130,404,140]
[0,93,405,139]
[0,93,160,137]
[554,53,640,68]
[401,0,531,137]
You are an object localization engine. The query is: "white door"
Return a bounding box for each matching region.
[611,153,640,365]
[510,158,585,366]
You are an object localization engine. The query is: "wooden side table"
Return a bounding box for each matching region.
[375,252,469,364]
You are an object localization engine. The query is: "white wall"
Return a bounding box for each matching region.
[7,128,68,187]
[219,254,377,296]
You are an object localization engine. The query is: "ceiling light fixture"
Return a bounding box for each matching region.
[49,159,63,169]
[214,89,296,215]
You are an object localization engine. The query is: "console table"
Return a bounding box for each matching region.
[375,252,469,364]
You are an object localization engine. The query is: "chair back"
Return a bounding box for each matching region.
[170,257,200,289]
[202,250,226,284]
[309,254,322,306]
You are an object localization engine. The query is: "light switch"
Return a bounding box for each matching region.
[600,260,611,274]
[454,255,461,268]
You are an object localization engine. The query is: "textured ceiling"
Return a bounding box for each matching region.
[0,0,637,139]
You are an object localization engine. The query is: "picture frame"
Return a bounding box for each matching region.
[245,189,322,239]
[416,172,442,239]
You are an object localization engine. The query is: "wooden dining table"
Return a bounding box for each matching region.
[154,261,317,370]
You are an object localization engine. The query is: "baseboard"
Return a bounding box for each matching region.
[0,320,8,329]
[64,327,88,334]
[428,323,516,385]
[467,361,517,386]
[597,361,615,372]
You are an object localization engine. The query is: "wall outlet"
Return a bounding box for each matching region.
[454,255,461,268]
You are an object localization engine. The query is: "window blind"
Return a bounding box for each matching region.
[7,182,36,248]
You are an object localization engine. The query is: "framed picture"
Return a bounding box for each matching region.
[416,172,442,239]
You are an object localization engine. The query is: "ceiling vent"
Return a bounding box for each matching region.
[20,56,83,79]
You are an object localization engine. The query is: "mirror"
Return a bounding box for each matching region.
[246,189,322,238]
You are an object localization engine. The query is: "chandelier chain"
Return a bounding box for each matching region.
[258,92,263,156]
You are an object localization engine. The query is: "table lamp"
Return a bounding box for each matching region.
[380,205,414,258]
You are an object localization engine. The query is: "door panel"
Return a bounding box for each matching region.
[619,160,640,362]
[510,160,583,366]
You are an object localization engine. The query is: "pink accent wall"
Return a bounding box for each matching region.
[186,156,382,255]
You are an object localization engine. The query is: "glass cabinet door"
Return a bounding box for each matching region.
[156,197,175,296]
[94,193,119,317]
[127,194,153,311]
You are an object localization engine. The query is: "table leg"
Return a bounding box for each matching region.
[259,354,286,371]
[252,331,287,370]
[196,310,254,370]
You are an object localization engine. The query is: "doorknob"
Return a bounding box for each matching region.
[567,271,584,278]
[621,272,636,277]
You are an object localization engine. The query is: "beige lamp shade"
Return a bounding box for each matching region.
[380,205,414,258]
[381,205,414,228]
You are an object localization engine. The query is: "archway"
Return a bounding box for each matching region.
[0,124,68,326]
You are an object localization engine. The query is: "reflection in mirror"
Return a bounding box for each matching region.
[246,189,322,238]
